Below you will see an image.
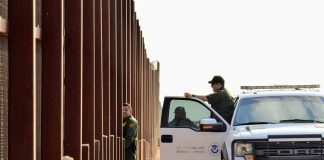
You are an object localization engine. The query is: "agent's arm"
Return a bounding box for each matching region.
[184,92,208,101]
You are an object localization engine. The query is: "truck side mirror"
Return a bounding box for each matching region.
[200,118,224,132]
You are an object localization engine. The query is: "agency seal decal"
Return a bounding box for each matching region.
[208,143,220,155]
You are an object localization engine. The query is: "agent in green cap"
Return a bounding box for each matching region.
[123,103,138,160]
[184,75,234,123]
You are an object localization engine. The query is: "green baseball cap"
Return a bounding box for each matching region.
[208,75,225,85]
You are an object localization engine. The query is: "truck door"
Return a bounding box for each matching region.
[160,97,229,160]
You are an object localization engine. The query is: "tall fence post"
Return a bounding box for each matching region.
[95,0,104,158]
[109,0,118,160]
[82,0,96,158]
[116,0,123,159]
[64,0,83,158]
[102,0,111,159]
[42,0,64,158]
[8,0,36,158]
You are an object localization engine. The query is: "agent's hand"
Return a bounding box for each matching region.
[184,92,192,98]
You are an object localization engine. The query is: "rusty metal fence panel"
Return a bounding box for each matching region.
[41,0,64,159]
[102,0,110,158]
[82,0,95,159]
[110,1,118,160]
[95,0,104,158]
[8,0,36,158]
[64,0,83,158]
[2,0,160,159]
[116,2,124,158]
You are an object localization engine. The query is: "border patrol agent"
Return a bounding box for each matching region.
[168,106,196,128]
[184,75,234,123]
[123,103,138,160]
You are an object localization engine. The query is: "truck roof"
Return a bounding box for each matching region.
[239,90,324,99]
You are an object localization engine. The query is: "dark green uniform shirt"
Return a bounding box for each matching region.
[123,115,138,160]
[206,88,234,123]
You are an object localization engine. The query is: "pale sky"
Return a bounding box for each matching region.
[135,0,324,102]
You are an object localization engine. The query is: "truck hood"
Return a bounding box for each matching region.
[234,123,324,139]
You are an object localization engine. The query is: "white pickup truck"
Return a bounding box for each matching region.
[160,85,324,160]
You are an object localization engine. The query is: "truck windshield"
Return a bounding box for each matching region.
[233,96,324,126]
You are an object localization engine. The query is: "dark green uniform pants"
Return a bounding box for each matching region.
[125,148,136,160]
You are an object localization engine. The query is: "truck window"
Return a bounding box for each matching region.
[167,99,215,130]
